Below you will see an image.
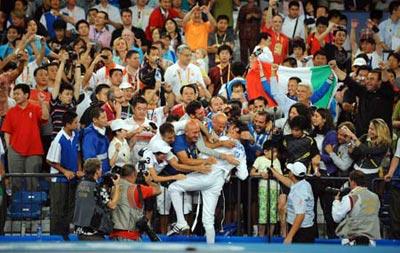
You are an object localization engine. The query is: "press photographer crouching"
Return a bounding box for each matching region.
[110,164,161,241]
[73,158,121,241]
[332,170,381,245]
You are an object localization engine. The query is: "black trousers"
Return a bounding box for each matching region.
[50,182,77,237]
[390,186,400,239]
[78,234,105,241]
[288,224,315,243]
[309,175,337,238]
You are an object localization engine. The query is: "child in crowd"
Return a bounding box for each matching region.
[250,140,282,236]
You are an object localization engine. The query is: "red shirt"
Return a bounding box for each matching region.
[30,89,52,104]
[2,102,44,155]
[101,103,116,122]
[145,7,179,40]
[171,103,185,118]
[261,27,289,64]
[307,32,332,55]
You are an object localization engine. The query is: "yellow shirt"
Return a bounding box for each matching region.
[184,20,213,51]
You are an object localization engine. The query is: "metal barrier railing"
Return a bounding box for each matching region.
[2,173,400,239]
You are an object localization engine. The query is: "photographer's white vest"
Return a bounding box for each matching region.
[112,179,143,231]
[336,187,381,240]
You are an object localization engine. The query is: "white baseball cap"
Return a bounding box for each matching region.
[352,57,367,67]
[119,82,133,90]
[149,140,171,154]
[110,119,133,132]
[287,162,307,177]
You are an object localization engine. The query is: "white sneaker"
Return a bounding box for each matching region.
[166,223,190,236]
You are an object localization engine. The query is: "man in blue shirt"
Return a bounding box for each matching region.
[82,107,110,173]
[47,111,82,238]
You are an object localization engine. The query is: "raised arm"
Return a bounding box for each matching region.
[51,52,68,100]
[310,73,335,104]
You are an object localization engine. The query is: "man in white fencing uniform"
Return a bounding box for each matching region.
[167,120,248,243]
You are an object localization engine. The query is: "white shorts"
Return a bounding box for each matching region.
[157,185,192,215]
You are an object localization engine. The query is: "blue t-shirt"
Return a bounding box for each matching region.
[172,134,199,159]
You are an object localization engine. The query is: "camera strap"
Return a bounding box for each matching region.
[137,185,146,216]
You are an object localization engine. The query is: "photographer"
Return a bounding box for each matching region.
[73,158,121,241]
[332,170,381,245]
[110,164,161,241]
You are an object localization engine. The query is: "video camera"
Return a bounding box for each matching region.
[325,187,351,198]
[135,149,150,185]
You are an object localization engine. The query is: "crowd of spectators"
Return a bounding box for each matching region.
[0,0,399,244]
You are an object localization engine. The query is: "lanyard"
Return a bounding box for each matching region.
[219,64,230,86]
[215,33,227,47]
[177,67,190,86]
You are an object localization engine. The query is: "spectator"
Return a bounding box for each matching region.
[307,17,334,56]
[208,45,234,96]
[108,119,132,168]
[333,63,394,136]
[75,20,91,44]
[2,83,49,192]
[344,118,391,189]
[325,121,355,176]
[182,4,216,52]
[146,0,180,41]
[281,0,305,40]
[0,26,22,60]
[123,50,141,90]
[126,96,156,163]
[130,0,153,31]
[250,140,282,237]
[310,108,338,238]
[111,9,147,49]
[89,11,112,48]
[207,15,234,67]
[112,37,129,66]
[170,84,197,118]
[236,0,262,65]
[163,18,183,52]
[79,84,109,127]
[50,53,80,138]
[378,0,400,50]
[261,10,289,64]
[94,0,122,31]
[47,111,82,238]
[40,0,62,39]
[324,27,351,72]
[82,107,110,173]
[59,0,85,33]
[164,44,205,98]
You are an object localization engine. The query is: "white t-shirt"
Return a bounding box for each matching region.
[60,6,86,31]
[108,137,132,168]
[125,117,156,163]
[16,61,38,87]
[198,136,248,180]
[129,5,153,31]
[147,106,167,127]
[164,62,205,97]
[253,45,273,63]
[88,64,125,89]
[253,156,282,189]
[281,15,305,40]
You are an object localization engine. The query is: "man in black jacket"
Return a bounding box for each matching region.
[330,61,394,136]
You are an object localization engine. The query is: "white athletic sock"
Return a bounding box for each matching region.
[205,226,215,244]
[170,190,187,227]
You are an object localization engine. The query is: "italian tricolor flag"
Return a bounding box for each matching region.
[247,62,338,108]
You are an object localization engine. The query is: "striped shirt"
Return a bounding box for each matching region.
[50,98,77,138]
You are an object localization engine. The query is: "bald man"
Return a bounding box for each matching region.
[168,120,248,243]
[208,112,228,138]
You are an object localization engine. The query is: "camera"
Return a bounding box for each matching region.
[325,187,351,197]
[253,48,263,57]
[102,166,122,188]
[304,18,315,26]
[135,215,160,241]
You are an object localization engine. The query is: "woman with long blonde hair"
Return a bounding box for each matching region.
[112,37,129,66]
[342,118,391,189]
